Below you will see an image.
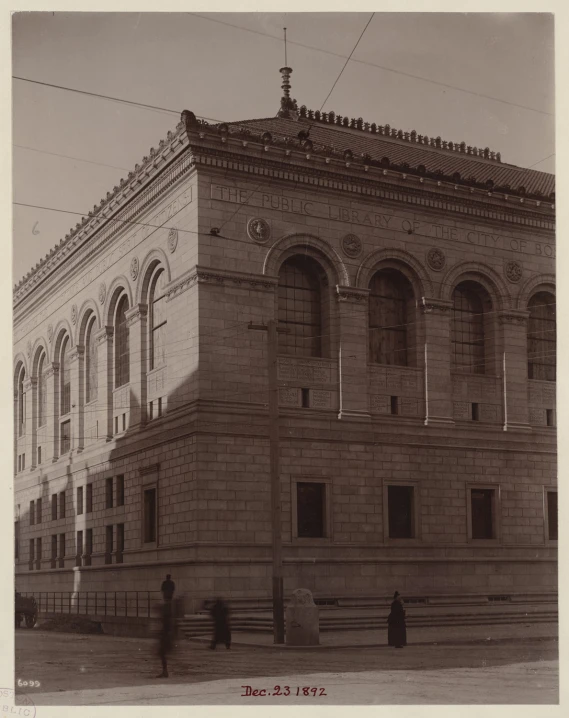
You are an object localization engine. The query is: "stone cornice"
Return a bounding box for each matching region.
[189,144,554,234]
[95,326,114,345]
[165,265,278,301]
[125,304,149,328]
[68,346,85,363]
[13,133,193,308]
[420,298,454,315]
[335,286,370,304]
[44,362,59,379]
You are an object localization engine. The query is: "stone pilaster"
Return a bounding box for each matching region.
[499,311,531,432]
[125,304,148,429]
[95,327,114,441]
[68,346,84,452]
[336,286,370,420]
[420,298,454,426]
[24,377,38,469]
[44,362,59,462]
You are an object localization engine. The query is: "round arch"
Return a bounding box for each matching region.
[104,275,133,326]
[356,247,433,297]
[31,342,49,375]
[263,233,349,287]
[52,319,74,356]
[77,299,101,344]
[517,273,555,309]
[13,354,28,385]
[136,248,172,305]
[440,261,512,310]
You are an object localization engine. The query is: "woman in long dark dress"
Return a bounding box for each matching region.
[209,598,231,650]
[387,591,407,648]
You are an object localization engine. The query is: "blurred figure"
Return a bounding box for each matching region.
[157,599,176,677]
[161,573,175,601]
[387,590,407,648]
[209,597,231,650]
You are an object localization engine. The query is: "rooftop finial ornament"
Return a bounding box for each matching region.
[277,35,299,121]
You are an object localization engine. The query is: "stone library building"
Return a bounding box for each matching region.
[14,70,556,611]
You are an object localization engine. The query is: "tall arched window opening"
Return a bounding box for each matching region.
[277,256,323,358]
[115,295,130,388]
[451,282,490,375]
[37,352,46,427]
[17,366,26,437]
[368,269,414,366]
[85,316,98,403]
[149,269,166,370]
[528,292,556,381]
[60,337,71,416]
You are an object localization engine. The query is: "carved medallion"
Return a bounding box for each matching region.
[98,282,107,305]
[427,247,446,271]
[341,233,362,258]
[247,218,271,244]
[167,228,178,253]
[504,260,522,283]
[71,304,78,325]
[47,324,53,343]
[130,256,139,281]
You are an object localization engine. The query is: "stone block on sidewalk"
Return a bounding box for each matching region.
[285,588,319,646]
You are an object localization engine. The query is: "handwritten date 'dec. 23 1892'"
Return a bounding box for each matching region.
[241,685,327,697]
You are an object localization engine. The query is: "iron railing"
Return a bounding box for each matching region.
[19,591,162,618]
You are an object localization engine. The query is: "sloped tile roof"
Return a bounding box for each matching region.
[228,115,554,197]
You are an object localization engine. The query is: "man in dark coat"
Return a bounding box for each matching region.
[157,599,176,678]
[387,591,407,648]
[161,574,175,601]
[209,598,231,650]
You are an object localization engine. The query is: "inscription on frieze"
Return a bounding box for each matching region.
[310,390,331,409]
[528,383,542,404]
[278,358,331,384]
[529,408,545,426]
[385,369,402,391]
[400,398,419,416]
[453,402,470,420]
[279,387,301,407]
[371,395,389,413]
[542,384,556,405]
[480,404,499,422]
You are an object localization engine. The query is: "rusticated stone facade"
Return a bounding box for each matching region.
[14,91,556,610]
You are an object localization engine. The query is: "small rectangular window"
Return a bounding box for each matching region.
[297,482,325,538]
[114,416,119,434]
[35,537,42,569]
[143,488,157,543]
[301,389,310,408]
[390,396,399,415]
[116,475,125,507]
[60,420,71,454]
[105,477,114,509]
[547,491,558,541]
[86,528,93,556]
[59,491,66,519]
[51,534,57,563]
[105,525,113,563]
[22,453,26,470]
[149,401,154,421]
[122,413,126,431]
[117,523,124,553]
[546,409,554,427]
[77,486,83,515]
[36,498,42,525]
[86,484,93,513]
[59,533,65,558]
[51,494,58,521]
[29,538,34,567]
[18,455,21,473]
[37,446,42,465]
[472,403,480,421]
[29,500,35,526]
[158,397,162,417]
[76,530,83,562]
[15,520,20,560]
[470,488,495,539]
[388,485,415,538]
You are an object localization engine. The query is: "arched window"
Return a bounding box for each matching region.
[451,282,487,375]
[369,270,413,366]
[115,295,130,388]
[85,316,98,403]
[528,292,556,381]
[60,337,71,416]
[277,256,323,358]
[149,269,166,370]
[37,352,46,427]
[17,366,26,437]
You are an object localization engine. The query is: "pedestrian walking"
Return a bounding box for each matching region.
[157,599,176,678]
[209,597,231,650]
[161,573,175,601]
[387,591,407,648]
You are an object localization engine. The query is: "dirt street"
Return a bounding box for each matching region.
[15,628,557,705]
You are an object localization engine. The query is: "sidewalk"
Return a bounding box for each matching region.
[29,661,559,705]
[189,620,558,650]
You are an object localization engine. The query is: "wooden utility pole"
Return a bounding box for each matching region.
[248,319,285,643]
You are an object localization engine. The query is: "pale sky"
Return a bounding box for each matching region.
[12,12,554,283]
